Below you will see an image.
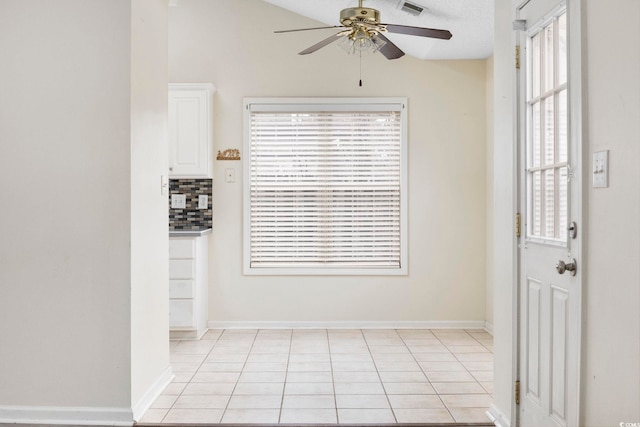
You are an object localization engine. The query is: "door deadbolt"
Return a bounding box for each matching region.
[556,259,577,276]
[568,221,577,239]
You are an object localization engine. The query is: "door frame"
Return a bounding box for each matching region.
[512,0,586,425]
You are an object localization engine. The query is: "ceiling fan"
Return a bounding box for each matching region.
[274,0,453,60]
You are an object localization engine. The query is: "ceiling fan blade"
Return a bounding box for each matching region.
[299,32,345,55]
[373,34,405,60]
[275,26,347,34]
[383,23,452,40]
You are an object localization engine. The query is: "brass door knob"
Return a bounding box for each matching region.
[556,259,577,276]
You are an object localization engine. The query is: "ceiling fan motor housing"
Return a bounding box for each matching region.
[340,7,381,26]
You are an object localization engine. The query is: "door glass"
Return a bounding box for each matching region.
[558,89,568,162]
[559,166,568,235]
[531,33,541,98]
[543,25,555,93]
[532,171,542,236]
[531,102,541,167]
[527,12,568,242]
[544,97,555,165]
[558,13,568,85]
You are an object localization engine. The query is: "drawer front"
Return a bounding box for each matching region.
[169,300,195,328]
[170,279,195,299]
[169,259,195,279]
[169,238,196,259]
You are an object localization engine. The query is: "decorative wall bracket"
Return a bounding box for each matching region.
[216,148,241,160]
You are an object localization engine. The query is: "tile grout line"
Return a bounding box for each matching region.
[360,328,398,424]
[219,329,259,424]
[396,327,438,385]
[326,329,340,425]
[395,326,445,414]
[160,330,224,423]
[277,329,294,424]
[449,331,493,393]
[435,329,494,422]
[428,330,460,423]
[460,331,494,396]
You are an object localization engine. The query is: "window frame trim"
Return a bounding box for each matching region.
[242,97,409,276]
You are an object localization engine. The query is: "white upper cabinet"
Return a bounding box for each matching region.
[168,83,215,177]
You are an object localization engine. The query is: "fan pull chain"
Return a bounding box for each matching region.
[359,52,363,87]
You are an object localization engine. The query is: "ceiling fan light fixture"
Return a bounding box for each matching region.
[276,0,451,60]
[337,29,386,55]
[368,34,387,52]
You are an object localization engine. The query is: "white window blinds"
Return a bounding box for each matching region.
[244,99,407,275]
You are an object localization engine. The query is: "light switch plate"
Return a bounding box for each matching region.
[171,194,186,209]
[593,150,609,188]
[198,195,208,209]
[225,168,236,183]
[161,175,168,196]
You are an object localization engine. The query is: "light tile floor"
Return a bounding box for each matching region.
[140,329,493,425]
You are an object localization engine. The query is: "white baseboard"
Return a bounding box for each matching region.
[486,403,511,427]
[132,366,174,422]
[0,367,174,426]
[170,328,208,341]
[208,320,487,330]
[0,405,133,426]
[484,320,494,335]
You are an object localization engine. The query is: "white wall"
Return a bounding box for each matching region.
[581,0,640,424]
[0,0,169,423]
[130,0,171,415]
[489,0,517,424]
[169,0,488,325]
[485,56,495,332]
[0,0,133,413]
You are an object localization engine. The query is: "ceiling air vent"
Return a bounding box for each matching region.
[400,1,424,16]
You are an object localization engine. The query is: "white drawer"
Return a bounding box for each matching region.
[169,300,195,328]
[169,238,196,259]
[170,279,195,299]
[169,259,195,279]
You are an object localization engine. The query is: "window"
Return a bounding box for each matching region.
[526,11,568,243]
[243,98,407,275]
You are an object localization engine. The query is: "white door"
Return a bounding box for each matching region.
[515,0,583,426]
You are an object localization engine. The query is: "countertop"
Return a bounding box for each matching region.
[169,228,212,237]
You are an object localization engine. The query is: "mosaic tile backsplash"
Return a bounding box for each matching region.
[169,178,213,231]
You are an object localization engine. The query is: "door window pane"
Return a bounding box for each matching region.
[558,13,567,85]
[532,33,541,98]
[532,171,542,237]
[544,25,555,93]
[526,12,568,242]
[544,96,555,165]
[558,90,568,163]
[544,169,556,237]
[559,167,568,239]
[532,101,541,167]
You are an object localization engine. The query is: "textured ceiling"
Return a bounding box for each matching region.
[264,0,493,60]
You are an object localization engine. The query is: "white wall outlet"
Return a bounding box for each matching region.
[225,168,236,183]
[593,150,609,188]
[171,194,186,209]
[198,195,208,209]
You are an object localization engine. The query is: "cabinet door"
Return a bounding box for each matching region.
[169,259,196,279]
[168,86,212,177]
[170,280,195,299]
[169,300,196,328]
[169,238,196,259]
